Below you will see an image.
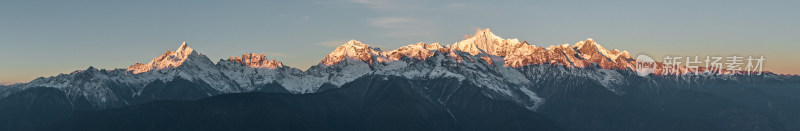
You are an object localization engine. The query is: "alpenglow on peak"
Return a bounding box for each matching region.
[319,40,382,66]
[127,42,208,74]
[228,53,284,69]
[312,28,644,72]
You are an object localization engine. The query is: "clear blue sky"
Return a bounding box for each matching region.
[1,0,799,83]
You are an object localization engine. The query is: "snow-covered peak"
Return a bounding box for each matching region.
[406,42,443,50]
[343,39,367,47]
[572,38,633,63]
[451,28,524,56]
[380,42,442,61]
[5,30,790,112]
[177,41,191,53]
[228,53,284,69]
[320,40,382,66]
[127,42,208,74]
[573,38,604,56]
[312,29,639,71]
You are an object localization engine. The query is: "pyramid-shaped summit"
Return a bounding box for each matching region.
[127,42,208,74]
[320,40,382,66]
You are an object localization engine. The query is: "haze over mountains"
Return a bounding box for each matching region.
[1,29,799,131]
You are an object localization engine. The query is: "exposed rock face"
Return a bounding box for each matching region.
[228,53,283,69]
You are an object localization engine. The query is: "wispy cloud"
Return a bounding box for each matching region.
[317,40,347,47]
[368,17,437,38]
[350,1,511,39]
[369,17,421,28]
[346,0,439,38]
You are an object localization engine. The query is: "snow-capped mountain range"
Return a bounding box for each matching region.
[0,28,793,110]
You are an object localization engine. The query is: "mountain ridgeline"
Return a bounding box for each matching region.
[1,29,799,131]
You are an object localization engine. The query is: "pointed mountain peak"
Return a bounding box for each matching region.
[86,66,97,71]
[179,41,188,49]
[479,28,496,36]
[451,28,523,56]
[127,42,209,74]
[573,38,598,49]
[343,40,365,46]
[334,40,379,52]
[466,28,501,40]
[320,40,381,66]
[567,38,634,66]
[174,41,196,56]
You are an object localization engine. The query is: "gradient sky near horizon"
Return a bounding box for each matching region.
[1,0,799,83]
